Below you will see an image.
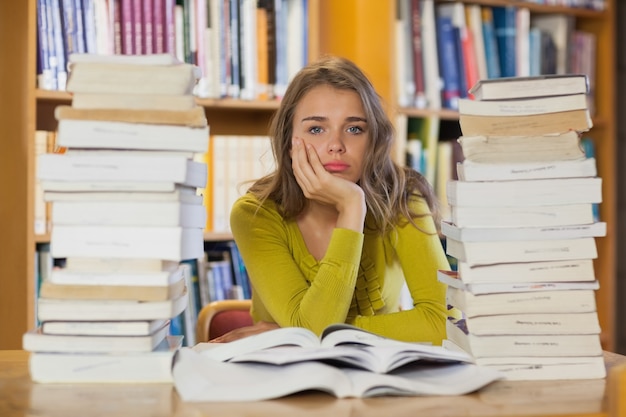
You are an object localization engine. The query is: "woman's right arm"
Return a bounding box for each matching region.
[229,196,364,335]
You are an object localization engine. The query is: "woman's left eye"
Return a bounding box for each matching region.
[347,126,363,134]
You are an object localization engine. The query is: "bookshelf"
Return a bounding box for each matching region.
[0,0,616,351]
[317,0,616,351]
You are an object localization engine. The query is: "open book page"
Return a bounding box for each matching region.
[193,324,473,371]
[228,343,473,374]
[192,327,321,361]
[173,348,503,401]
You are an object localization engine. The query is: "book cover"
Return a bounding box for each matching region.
[458,108,593,136]
[456,157,597,182]
[37,290,189,321]
[38,153,208,188]
[23,320,170,353]
[469,74,588,101]
[456,259,597,284]
[56,119,210,153]
[50,225,205,260]
[29,335,183,383]
[446,177,602,207]
[458,93,588,117]
[39,277,186,301]
[458,131,585,164]
[450,203,595,228]
[445,319,602,359]
[441,220,606,242]
[446,237,598,266]
[446,286,597,317]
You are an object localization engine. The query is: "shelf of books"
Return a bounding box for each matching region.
[1,0,616,352]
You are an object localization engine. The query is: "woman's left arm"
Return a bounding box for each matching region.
[351,201,450,345]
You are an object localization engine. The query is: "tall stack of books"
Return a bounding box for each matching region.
[440,74,607,381]
[24,53,209,383]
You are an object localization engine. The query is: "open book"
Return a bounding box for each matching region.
[173,324,502,401]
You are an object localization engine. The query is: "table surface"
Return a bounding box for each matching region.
[0,349,625,417]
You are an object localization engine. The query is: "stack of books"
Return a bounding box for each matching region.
[440,74,607,381]
[24,53,210,383]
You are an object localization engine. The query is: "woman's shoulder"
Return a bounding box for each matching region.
[231,193,281,222]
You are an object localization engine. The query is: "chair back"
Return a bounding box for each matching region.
[195,299,253,342]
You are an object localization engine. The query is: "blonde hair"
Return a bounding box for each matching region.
[248,56,439,234]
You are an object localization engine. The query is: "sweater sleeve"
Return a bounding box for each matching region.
[351,198,450,345]
[230,195,364,336]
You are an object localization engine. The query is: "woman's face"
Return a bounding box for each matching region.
[291,85,369,184]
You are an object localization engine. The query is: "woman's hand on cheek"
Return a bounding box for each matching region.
[291,137,363,208]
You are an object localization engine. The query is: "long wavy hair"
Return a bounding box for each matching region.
[248,56,439,234]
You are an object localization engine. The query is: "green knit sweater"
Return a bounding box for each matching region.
[229,193,450,345]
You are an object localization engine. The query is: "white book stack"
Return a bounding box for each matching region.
[24,53,210,383]
[440,74,607,381]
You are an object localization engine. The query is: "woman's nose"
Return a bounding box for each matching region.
[327,135,345,153]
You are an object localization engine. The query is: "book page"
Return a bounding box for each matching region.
[193,327,320,361]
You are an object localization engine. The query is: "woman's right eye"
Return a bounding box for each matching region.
[308,126,323,135]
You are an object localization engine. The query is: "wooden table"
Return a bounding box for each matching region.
[0,350,625,417]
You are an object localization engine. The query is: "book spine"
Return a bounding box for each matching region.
[164,0,176,54]
[120,0,134,54]
[492,6,516,78]
[50,0,68,90]
[37,0,57,90]
[81,0,97,53]
[435,15,460,110]
[73,0,86,53]
[153,0,165,53]
[481,7,500,79]
[410,0,426,108]
[143,0,154,54]
[228,0,241,98]
[132,0,143,54]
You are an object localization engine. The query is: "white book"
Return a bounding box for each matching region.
[450,203,595,228]
[71,92,197,111]
[50,226,204,261]
[51,200,206,228]
[44,188,203,205]
[458,93,588,117]
[447,177,602,207]
[66,61,201,95]
[437,270,599,295]
[38,153,207,189]
[446,287,597,317]
[39,276,186,302]
[69,52,185,65]
[23,321,170,353]
[446,237,597,266]
[56,119,209,153]
[62,257,181,274]
[41,180,194,193]
[41,319,170,336]
[442,339,606,381]
[470,355,606,381]
[29,335,183,383]
[443,312,601,336]
[456,259,596,284]
[441,221,606,242]
[445,320,602,358]
[49,264,184,286]
[456,157,597,182]
[37,290,189,321]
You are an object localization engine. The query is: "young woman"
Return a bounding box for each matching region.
[214,56,450,344]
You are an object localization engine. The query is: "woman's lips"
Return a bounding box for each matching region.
[324,162,349,172]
